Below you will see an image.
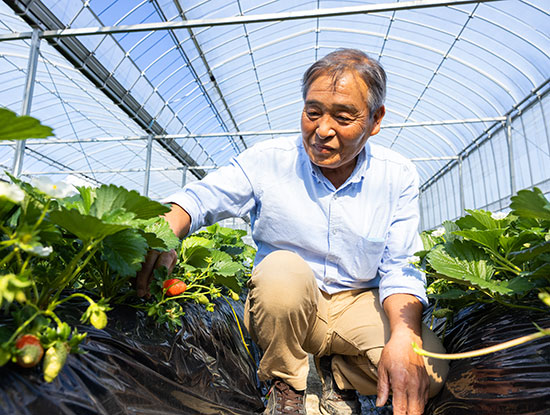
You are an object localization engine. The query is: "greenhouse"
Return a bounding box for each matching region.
[0,0,549,414]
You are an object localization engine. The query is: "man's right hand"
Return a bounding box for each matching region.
[135,203,192,298]
[135,249,178,298]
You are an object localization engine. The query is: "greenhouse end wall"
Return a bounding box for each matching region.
[419,84,550,231]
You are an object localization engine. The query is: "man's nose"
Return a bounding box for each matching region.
[316,115,335,139]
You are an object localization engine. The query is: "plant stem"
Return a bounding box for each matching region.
[0,250,16,268]
[44,310,64,328]
[31,200,51,233]
[491,253,521,275]
[51,240,101,302]
[492,297,547,313]
[6,310,41,344]
[413,328,550,360]
[53,292,95,307]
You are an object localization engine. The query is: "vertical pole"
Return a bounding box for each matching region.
[181,166,188,188]
[538,95,550,161]
[418,189,424,231]
[506,115,516,196]
[458,156,465,214]
[12,28,41,177]
[143,135,153,196]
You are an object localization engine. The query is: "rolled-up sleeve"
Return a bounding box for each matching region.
[164,155,256,235]
[378,163,428,307]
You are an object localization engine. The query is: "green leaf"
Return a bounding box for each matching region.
[499,230,537,254]
[0,107,53,140]
[102,229,148,277]
[78,186,95,214]
[182,235,216,250]
[0,273,31,307]
[212,273,242,293]
[90,185,170,221]
[0,198,18,221]
[208,250,245,292]
[427,288,474,301]
[426,241,513,295]
[182,246,212,268]
[442,220,461,242]
[501,276,535,294]
[49,207,129,241]
[520,263,550,279]
[508,240,550,264]
[140,217,180,251]
[456,209,498,230]
[453,229,505,253]
[420,233,438,251]
[210,250,244,276]
[510,187,550,221]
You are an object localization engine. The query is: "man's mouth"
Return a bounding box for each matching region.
[312,143,334,153]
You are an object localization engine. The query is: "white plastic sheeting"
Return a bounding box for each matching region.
[0,0,548,228]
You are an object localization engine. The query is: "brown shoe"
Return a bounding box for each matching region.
[264,378,306,414]
[315,356,362,415]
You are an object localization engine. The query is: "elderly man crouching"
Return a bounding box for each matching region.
[136,49,449,415]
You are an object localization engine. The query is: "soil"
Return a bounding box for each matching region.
[305,354,393,415]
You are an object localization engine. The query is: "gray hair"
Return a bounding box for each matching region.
[301,49,387,118]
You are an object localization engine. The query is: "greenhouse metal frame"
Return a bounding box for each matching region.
[0,0,548,231]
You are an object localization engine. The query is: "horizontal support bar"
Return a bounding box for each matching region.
[23,166,217,175]
[24,154,459,177]
[0,117,506,146]
[410,156,459,161]
[0,0,503,41]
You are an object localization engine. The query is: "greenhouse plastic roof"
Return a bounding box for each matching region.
[0,0,549,201]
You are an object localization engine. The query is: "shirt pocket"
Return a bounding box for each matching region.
[352,237,386,278]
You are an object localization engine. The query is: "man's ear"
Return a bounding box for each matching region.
[370,105,385,136]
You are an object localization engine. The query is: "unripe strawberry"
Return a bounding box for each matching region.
[90,310,108,330]
[15,334,44,368]
[43,341,69,383]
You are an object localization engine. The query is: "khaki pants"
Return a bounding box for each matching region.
[244,250,449,395]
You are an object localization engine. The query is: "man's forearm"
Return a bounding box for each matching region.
[164,203,192,239]
[383,293,423,343]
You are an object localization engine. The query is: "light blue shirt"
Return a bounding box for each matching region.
[167,136,427,306]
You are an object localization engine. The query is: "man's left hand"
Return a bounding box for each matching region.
[376,293,429,415]
[376,330,429,414]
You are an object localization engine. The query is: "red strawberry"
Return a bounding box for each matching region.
[163,279,187,296]
[15,334,44,368]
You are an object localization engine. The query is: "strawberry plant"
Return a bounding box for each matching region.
[139,224,255,331]
[0,108,179,381]
[414,187,550,358]
[0,108,256,381]
[0,177,180,380]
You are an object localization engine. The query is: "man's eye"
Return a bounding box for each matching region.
[336,115,352,122]
[307,111,320,118]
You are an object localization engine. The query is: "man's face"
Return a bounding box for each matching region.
[301,71,384,176]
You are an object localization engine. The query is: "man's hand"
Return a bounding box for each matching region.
[135,203,191,298]
[376,294,429,415]
[135,249,178,298]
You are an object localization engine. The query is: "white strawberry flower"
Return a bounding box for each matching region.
[408,255,421,264]
[491,211,508,220]
[32,177,74,198]
[29,245,53,257]
[0,181,25,203]
[432,227,445,238]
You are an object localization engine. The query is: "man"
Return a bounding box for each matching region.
[136,49,448,415]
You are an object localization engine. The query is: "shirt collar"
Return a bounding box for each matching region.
[300,137,371,188]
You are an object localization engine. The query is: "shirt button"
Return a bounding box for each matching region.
[331,228,337,235]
